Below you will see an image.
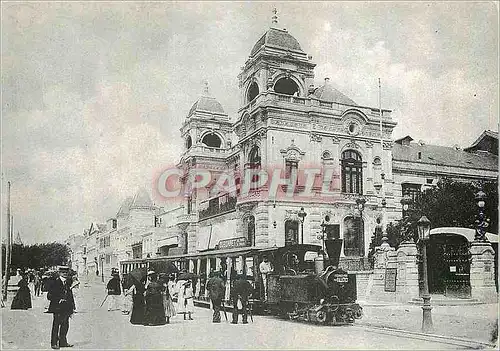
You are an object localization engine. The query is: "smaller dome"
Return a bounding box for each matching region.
[188,96,225,117]
[312,78,357,106]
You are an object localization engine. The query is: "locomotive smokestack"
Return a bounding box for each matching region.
[324,239,343,267]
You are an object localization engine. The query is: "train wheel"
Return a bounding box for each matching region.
[316,310,327,325]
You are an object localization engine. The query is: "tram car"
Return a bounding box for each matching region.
[265,239,363,325]
[119,239,362,326]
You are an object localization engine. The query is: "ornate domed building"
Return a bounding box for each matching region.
[120,10,497,303]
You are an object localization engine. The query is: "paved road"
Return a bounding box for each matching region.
[1,280,488,350]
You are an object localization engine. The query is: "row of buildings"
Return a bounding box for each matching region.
[65,16,497,297]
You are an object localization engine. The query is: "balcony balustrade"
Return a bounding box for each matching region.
[198,193,237,220]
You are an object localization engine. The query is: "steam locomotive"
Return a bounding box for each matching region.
[264,239,363,325]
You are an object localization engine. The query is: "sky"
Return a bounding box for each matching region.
[2,2,498,244]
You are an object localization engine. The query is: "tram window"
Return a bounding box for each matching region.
[245,257,254,277]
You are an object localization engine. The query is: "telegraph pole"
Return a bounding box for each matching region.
[3,182,11,302]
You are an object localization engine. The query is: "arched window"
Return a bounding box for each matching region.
[248,146,261,168]
[202,133,222,148]
[247,82,259,103]
[186,135,192,149]
[284,220,299,246]
[343,216,364,257]
[342,150,363,194]
[245,215,256,246]
[274,77,299,96]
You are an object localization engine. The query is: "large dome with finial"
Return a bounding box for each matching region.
[250,27,304,57]
[249,8,304,57]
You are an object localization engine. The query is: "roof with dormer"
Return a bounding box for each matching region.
[393,140,498,170]
[250,27,304,57]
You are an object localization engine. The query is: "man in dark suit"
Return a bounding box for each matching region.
[206,271,225,323]
[47,266,75,349]
[230,273,253,324]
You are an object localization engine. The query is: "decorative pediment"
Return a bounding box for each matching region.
[280,140,305,162]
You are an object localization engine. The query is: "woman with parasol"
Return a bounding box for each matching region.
[127,267,147,325]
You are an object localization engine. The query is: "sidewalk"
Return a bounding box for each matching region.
[357,302,498,345]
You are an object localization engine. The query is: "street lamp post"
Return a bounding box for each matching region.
[474,190,489,242]
[374,177,389,247]
[400,193,414,243]
[417,215,433,333]
[356,197,366,256]
[298,207,307,245]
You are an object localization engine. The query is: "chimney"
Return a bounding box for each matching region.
[324,238,343,267]
[324,77,330,84]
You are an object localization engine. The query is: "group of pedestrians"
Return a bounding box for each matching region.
[109,270,186,326]
[107,268,255,326]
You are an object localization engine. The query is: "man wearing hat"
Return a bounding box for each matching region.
[230,272,253,324]
[106,269,121,311]
[47,266,75,349]
[206,271,225,323]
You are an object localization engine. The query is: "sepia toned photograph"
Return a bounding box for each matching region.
[1,1,498,349]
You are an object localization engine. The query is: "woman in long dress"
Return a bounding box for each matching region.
[143,273,166,326]
[129,283,146,325]
[160,274,175,323]
[11,272,32,310]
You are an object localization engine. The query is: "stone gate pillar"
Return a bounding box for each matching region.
[395,241,419,302]
[470,241,497,303]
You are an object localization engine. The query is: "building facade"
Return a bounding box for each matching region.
[73,18,497,301]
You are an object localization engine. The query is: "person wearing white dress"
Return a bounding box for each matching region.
[175,279,194,320]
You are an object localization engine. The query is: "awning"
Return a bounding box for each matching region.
[430,227,498,243]
[210,219,238,249]
[197,225,212,251]
[157,236,178,247]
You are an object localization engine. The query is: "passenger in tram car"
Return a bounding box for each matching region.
[259,256,273,301]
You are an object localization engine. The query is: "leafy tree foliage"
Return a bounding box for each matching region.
[367,178,498,260]
[2,242,71,275]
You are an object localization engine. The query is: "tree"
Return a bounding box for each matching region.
[367,178,498,258]
[415,178,498,234]
[5,242,71,272]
